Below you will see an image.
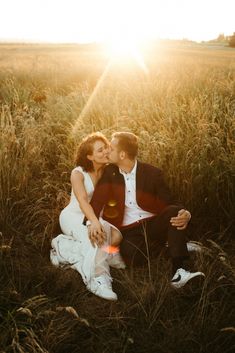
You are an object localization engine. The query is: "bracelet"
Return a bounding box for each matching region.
[86,220,91,226]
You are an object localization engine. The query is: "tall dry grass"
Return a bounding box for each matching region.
[0,43,235,352]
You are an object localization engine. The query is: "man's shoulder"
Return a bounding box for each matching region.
[137,161,162,175]
[103,164,119,175]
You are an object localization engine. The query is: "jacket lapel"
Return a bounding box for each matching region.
[136,160,145,192]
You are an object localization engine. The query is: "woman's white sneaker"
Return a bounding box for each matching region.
[171,268,205,289]
[87,274,118,301]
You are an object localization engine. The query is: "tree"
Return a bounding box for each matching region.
[228,32,235,47]
[217,33,225,41]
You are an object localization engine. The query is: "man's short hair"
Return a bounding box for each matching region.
[112,132,138,160]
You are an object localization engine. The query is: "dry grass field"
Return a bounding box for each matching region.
[0,43,235,353]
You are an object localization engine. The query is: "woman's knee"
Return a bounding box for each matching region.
[110,229,123,246]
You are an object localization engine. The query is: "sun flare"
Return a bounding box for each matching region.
[104,35,148,74]
[107,39,139,58]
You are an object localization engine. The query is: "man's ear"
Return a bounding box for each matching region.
[120,151,125,160]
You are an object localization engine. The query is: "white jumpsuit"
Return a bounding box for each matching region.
[50,166,114,285]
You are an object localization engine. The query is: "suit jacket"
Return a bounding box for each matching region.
[90,161,183,229]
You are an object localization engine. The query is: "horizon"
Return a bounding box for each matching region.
[0,34,233,45]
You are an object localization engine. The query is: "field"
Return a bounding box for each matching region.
[0,43,235,353]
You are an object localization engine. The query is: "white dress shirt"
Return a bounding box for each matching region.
[119,161,155,226]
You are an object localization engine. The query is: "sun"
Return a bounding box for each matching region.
[104,33,148,73]
[107,38,139,58]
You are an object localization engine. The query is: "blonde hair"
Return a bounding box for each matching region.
[112,132,138,159]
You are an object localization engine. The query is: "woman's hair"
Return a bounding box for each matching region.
[75,132,109,172]
[112,131,138,160]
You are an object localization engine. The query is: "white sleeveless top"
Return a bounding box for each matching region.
[67,166,95,212]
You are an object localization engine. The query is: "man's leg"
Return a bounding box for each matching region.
[146,205,189,274]
[146,205,205,287]
[119,206,188,267]
[120,225,148,266]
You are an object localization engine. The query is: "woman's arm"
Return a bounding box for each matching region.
[71,170,106,246]
[71,169,99,223]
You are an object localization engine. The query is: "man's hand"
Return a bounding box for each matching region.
[170,209,191,230]
[88,220,107,247]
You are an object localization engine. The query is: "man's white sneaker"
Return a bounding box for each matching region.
[187,241,202,252]
[87,274,118,301]
[171,268,205,289]
[108,253,126,269]
[165,241,202,253]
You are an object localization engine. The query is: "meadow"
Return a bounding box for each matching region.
[0,42,235,353]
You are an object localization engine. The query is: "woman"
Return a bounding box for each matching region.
[50,132,124,301]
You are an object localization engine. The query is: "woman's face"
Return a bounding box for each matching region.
[88,140,109,165]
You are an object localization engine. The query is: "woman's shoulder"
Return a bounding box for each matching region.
[71,166,86,178]
[73,166,84,172]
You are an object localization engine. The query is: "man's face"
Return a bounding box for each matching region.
[108,137,122,165]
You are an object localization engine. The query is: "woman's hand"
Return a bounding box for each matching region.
[170,209,191,230]
[88,220,107,247]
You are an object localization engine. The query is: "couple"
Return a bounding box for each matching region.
[50,131,204,301]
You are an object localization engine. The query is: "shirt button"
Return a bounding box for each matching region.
[128,190,130,192]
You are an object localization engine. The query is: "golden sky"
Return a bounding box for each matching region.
[0,0,234,43]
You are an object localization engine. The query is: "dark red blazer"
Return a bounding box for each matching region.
[90,161,183,229]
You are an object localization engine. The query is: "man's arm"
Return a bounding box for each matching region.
[154,168,191,229]
[153,168,183,207]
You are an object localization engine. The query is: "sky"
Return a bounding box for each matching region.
[0,0,234,43]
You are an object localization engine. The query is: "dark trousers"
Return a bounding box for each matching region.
[119,205,189,268]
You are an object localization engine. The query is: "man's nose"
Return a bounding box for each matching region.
[104,147,110,155]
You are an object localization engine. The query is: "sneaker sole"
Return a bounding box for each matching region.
[87,287,118,301]
[171,272,205,289]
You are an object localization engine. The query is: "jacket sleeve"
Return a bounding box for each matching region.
[154,169,184,209]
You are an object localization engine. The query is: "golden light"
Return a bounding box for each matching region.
[105,36,148,73]
[107,39,139,59]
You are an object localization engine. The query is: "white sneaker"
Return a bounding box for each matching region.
[87,274,118,301]
[108,253,126,269]
[50,248,60,267]
[165,241,202,253]
[171,268,205,289]
[50,237,68,266]
[187,241,202,252]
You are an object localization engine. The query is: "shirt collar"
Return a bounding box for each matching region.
[119,160,137,176]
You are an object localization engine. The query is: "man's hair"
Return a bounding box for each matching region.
[112,132,138,160]
[75,132,108,171]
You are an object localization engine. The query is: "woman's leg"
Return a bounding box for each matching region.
[110,228,123,247]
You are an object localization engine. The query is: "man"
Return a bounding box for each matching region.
[89,132,204,289]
